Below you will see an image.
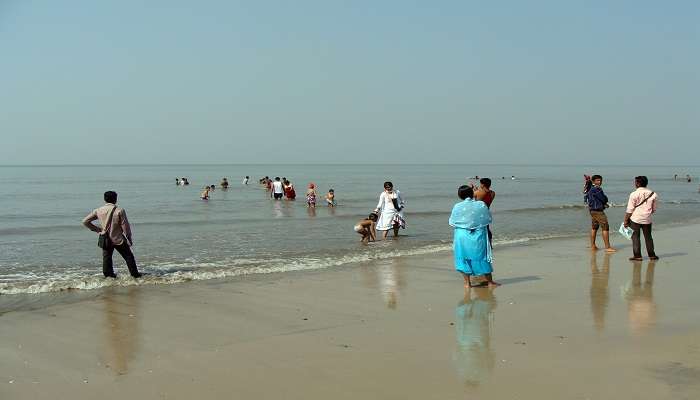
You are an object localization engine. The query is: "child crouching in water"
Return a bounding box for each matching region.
[355,213,378,244]
[201,186,211,200]
[325,189,336,207]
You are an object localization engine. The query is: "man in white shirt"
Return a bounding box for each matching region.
[271,177,285,200]
[623,176,658,261]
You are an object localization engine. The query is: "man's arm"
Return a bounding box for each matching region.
[482,203,493,225]
[623,193,635,227]
[82,210,101,233]
[120,210,133,245]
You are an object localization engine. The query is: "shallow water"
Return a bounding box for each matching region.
[0,164,698,294]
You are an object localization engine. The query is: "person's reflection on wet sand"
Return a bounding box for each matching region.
[590,252,611,333]
[101,286,142,375]
[624,260,657,336]
[378,260,406,309]
[453,288,497,388]
[359,259,406,309]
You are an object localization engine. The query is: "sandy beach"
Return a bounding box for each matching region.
[2,223,700,400]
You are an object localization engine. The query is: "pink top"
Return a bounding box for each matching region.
[82,203,133,246]
[626,187,657,225]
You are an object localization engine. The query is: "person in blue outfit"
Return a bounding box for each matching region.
[449,185,500,288]
[587,175,616,253]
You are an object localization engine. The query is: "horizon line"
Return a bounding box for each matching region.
[1,163,699,168]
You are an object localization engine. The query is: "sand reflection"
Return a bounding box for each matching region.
[359,259,406,309]
[590,252,611,333]
[101,286,142,375]
[453,288,497,387]
[624,260,657,336]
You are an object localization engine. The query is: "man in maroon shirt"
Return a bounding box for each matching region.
[475,178,495,244]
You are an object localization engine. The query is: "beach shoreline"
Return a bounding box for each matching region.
[2,215,699,309]
[2,223,700,399]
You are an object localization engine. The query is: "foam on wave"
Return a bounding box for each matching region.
[0,232,578,296]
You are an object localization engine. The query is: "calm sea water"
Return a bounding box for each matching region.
[0,164,698,295]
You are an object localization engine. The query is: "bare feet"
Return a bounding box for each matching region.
[649,256,659,260]
[487,281,501,287]
[629,257,643,261]
[605,247,617,253]
[591,246,600,251]
[462,274,471,288]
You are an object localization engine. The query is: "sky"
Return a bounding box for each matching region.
[1,0,698,165]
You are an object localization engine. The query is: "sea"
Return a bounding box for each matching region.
[0,164,698,298]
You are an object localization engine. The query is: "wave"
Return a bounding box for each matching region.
[0,233,575,296]
[662,199,700,205]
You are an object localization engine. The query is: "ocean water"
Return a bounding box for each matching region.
[0,164,698,296]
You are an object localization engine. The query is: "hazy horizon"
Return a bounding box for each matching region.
[2,1,698,165]
[2,162,698,168]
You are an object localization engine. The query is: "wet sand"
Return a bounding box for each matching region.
[1,224,700,399]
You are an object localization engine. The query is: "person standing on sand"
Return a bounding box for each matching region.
[449,185,499,288]
[587,175,616,252]
[374,181,406,240]
[474,178,496,244]
[623,176,658,261]
[82,191,142,278]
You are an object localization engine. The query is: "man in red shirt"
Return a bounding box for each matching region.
[475,178,496,244]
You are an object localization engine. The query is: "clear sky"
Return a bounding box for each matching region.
[1,1,698,165]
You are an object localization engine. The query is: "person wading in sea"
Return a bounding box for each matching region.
[82,191,142,278]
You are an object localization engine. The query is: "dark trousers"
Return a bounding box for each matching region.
[630,221,656,258]
[103,242,140,277]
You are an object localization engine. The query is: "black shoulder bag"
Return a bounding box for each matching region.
[97,206,118,249]
[634,192,655,210]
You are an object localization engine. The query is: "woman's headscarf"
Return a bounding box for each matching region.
[449,199,492,230]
